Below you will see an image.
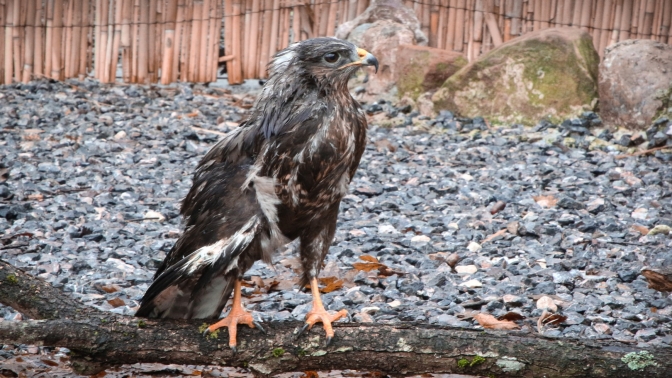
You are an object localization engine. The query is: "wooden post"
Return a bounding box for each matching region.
[641,0,654,39]
[454,0,466,51]
[230,0,243,83]
[62,0,72,78]
[348,0,357,20]
[258,1,272,78]
[208,0,220,82]
[70,0,83,78]
[610,0,622,46]
[147,0,157,82]
[79,0,89,79]
[120,0,131,82]
[291,0,300,44]
[326,0,337,36]
[428,0,438,47]
[161,0,178,84]
[437,0,447,49]
[484,0,502,47]
[50,0,63,80]
[599,0,614,56]
[103,0,115,82]
[109,0,122,82]
[178,0,192,82]
[197,0,210,82]
[618,0,632,41]
[280,0,290,49]
[471,0,483,53]
[269,0,281,58]
[172,0,184,82]
[652,0,664,41]
[509,0,523,37]
[579,0,591,32]
[22,0,35,82]
[11,0,20,82]
[662,0,672,43]
[3,0,13,84]
[0,0,5,84]
[446,0,457,50]
[248,0,260,77]
[137,0,149,82]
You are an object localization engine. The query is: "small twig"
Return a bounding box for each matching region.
[190,125,228,137]
[615,146,668,159]
[126,217,161,222]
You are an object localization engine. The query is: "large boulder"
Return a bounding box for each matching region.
[432,27,599,126]
[598,40,672,130]
[335,0,427,46]
[396,44,468,100]
[357,19,417,98]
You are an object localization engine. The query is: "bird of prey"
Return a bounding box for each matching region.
[136,37,378,350]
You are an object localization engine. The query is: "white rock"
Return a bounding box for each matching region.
[378,224,397,234]
[455,265,478,274]
[411,235,431,243]
[467,241,482,252]
[388,300,402,308]
[459,279,483,288]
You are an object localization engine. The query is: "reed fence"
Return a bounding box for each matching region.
[0,0,670,86]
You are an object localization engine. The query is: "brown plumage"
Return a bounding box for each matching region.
[136,37,378,348]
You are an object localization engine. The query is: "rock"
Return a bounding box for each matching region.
[358,19,418,97]
[335,0,427,46]
[432,28,599,125]
[416,92,436,118]
[598,40,672,130]
[396,44,467,100]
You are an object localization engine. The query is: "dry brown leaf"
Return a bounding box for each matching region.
[320,279,344,293]
[100,284,120,293]
[533,195,558,208]
[359,255,379,263]
[378,265,405,277]
[632,224,650,236]
[107,297,125,308]
[641,268,672,292]
[28,193,44,201]
[191,370,202,376]
[541,313,567,325]
[483,229,508,244]
[474,313,520,330]
[352,262,385,272]
[40,359,59,367]
[497,312,525,321]
[301,371,319,378]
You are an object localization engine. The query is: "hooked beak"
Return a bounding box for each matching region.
[356,48,379,73]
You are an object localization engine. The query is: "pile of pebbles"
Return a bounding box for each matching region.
[1,80,671,353]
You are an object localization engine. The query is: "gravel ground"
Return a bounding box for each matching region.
[1,79,672,374]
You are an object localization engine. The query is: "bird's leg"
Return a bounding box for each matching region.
[301,276,348,345]
[205,280,260,351]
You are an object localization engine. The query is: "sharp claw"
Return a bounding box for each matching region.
[296,323,310,338]
[253,321,266,334]
[230,345,238,354]
[346,312,353,323]
[203,327,211,337]
[325,336,333,346]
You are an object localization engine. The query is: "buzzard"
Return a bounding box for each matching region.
[136,37,378,350]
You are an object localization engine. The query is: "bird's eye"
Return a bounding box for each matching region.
[323,52,339,64]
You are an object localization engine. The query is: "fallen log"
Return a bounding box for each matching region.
[1,259,670,377]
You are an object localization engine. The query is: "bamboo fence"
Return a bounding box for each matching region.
[0,0,671,85]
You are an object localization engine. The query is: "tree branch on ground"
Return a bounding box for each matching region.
[1,259,670,377]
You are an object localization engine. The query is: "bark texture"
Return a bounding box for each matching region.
[1,259,671,377]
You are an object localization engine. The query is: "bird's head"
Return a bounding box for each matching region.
[268,37,379,91]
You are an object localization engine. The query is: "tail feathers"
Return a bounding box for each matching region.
[136,216,261,319]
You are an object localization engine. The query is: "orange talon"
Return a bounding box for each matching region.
[205,280,256,350]
[302,277,348,343]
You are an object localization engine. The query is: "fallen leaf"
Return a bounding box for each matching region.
[107,298,125,308]
[374,138,396,152]
[352,262,385,272]
[28,193,44,201]
[378,265,405,277]
[490,200,506,215]
[497,312,525,321]
[319,277,344,293]
[250,276,264,289]
[632,224,650,235]
[533,195,558,208]
[100,284,120,293]
[483,229,508,243]
[301,371,319,378]
[40,359,59,367]
[191,370,202,376]
[359,255,379,263]
[536,296,558,312]
[474,313,520,330]
[641,268,672,292]
[537,310,567,334]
